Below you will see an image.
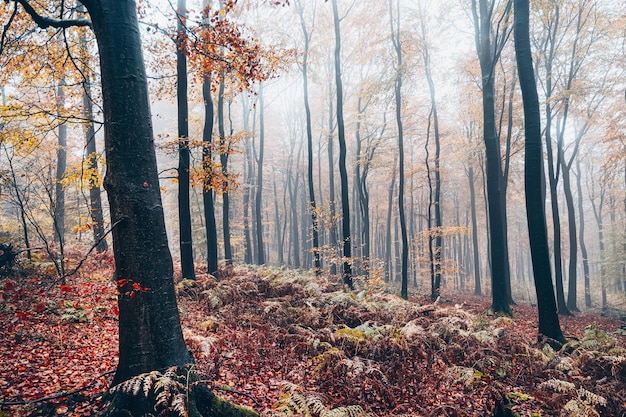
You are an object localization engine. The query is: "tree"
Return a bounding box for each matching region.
[330,0,353,289]
[389,0,408,299]
[77,11,108,253]
[514,0,565,343]
[176,0,196,280]
[202,73,219,276]
[5,0,192,384]
[420,10,443,302]
[296,0,322,274]
[471,0,512,314]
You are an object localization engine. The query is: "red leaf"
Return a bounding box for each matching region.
[60,285,73,293]
[113,305,119,316]
[132,282,141,291]
[35,301,46,313]
[117,279,128,288]
[5,279,15,291]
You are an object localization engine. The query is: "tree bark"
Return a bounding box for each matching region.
[81,0,193,384]
[54,79,67,251]
[472,0,511,314]
[82,73,108,253]
[514,0,565,343]
[331,0,352,289]
[176,0,195,279]
[297,0,321,274]
[575,157,591,308]
[390,0,408,299]
[255,84,265,265]
[202,76,219,277]
[217,78,232,265]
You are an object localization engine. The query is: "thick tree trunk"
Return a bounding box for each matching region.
[176,0,195,280]
[83,0,193,384]
[514,0,565,343]
[473,0,510,314]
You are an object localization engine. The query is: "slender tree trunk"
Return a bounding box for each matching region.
[385,158,397,283]
[297,0,321,274]
[82,75,108,253]
[331,0,352,289]
[54,79,67,250]
[202,76,219,277]
[242,100,253,264]
[217,79,232,265]
[514,0,565,342]
[273,178,284,265]
[390,0,408,298]
[77,8,108,253]
[327,96,338,275]
[469,166,482,295]
[562,156,578,311]
[255,84,265,265]
[575,157,592,308]
[176,0,195,279]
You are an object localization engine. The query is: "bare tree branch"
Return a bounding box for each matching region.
[16,0,92,29]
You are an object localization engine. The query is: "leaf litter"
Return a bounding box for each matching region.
[0,258,625,416]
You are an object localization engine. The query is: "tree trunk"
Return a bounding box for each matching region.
[54,79,67,251]
[390,0,408,299]
[176,0,195,279]
[385,158,397,283]
[331,0,352,289]
[472,0,510,314]
[78,9,108,253]
[468,166,481,295]
[255,84,265,265]
[514,0,565,343]
[83,0,193,384]
[575,157,592,308]
[297,0,321,274]
[562,155,579,311]
[82,74,108,253]
[217,79,232,265]
[202,76,219,277]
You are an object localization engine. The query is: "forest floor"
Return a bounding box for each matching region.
[1,253,625,417]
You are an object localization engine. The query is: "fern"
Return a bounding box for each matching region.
[272,382,373,417]
[108,366,188,417]
[576,388,607,407]
[538,378,575,393]
[446,366,481,387]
